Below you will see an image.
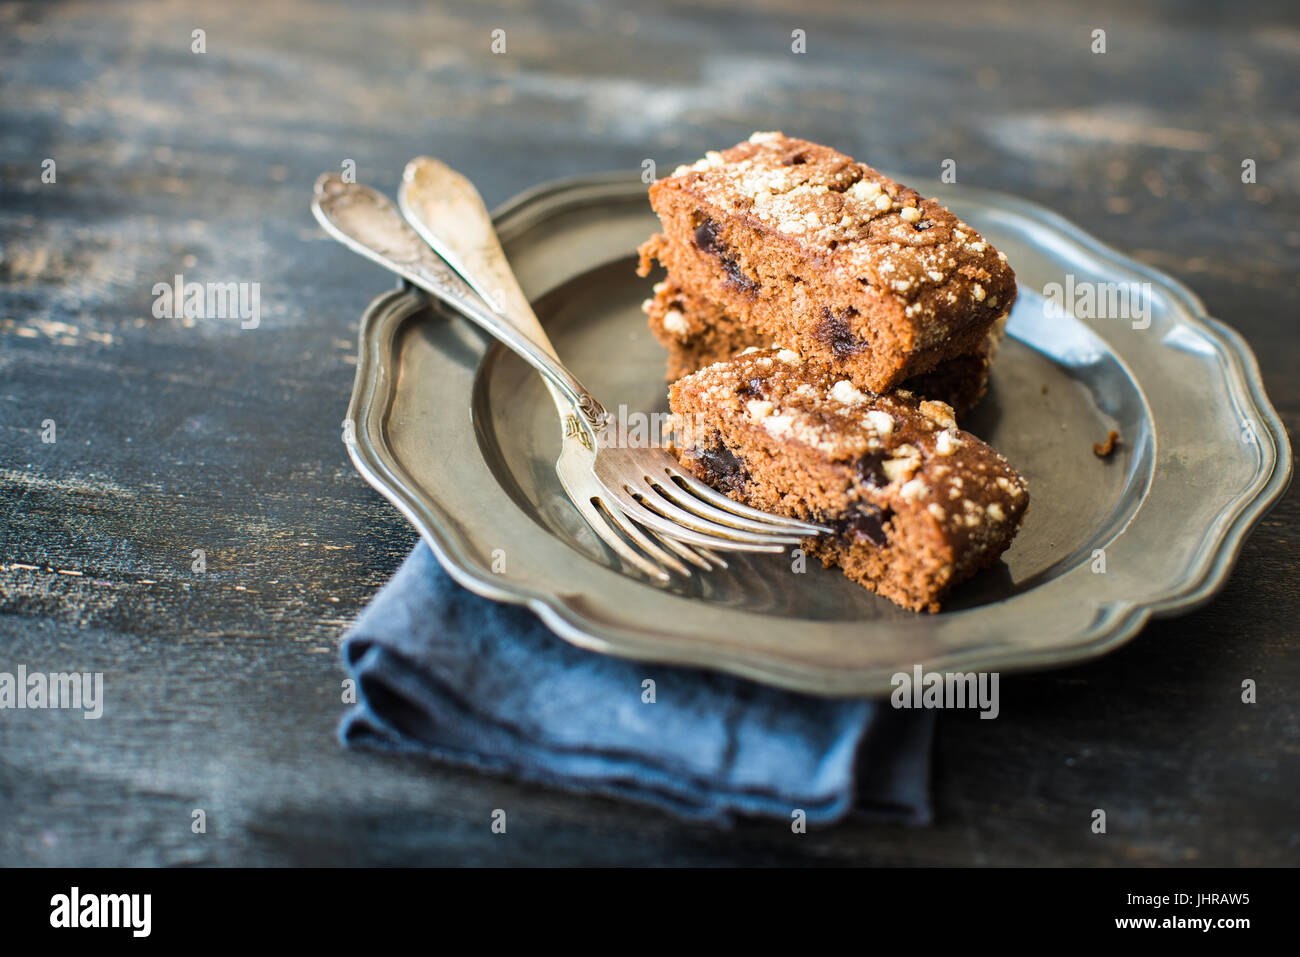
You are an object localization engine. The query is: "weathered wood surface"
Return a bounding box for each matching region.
[1,0,1296,865]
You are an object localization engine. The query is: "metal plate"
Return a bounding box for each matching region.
[343,173,1291,696]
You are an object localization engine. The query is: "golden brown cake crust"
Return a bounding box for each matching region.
[638,131,1016,393]
[667,349,1028,612]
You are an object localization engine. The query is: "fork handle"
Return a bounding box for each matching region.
[311,174,609,431]
[397,158,580,440]
[398,157,560,361]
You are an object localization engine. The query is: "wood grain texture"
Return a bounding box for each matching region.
[1,0,1296,866]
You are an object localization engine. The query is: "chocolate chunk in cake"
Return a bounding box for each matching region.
[638,131,1016,393]
[643,277,1002,416]
[668,349,1029,612]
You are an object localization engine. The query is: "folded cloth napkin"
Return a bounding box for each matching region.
[340,542,934,826]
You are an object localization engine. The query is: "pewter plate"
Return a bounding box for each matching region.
[342,173,1291,696]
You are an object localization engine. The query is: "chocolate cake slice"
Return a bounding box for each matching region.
[643,276,1003,417]
[638,131,1016,393]
[668,349,1028,612]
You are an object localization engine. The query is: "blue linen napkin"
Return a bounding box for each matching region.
[339,542,934,826]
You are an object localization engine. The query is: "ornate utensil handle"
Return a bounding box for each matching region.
[398,157,558,360]
[311,174,608,431]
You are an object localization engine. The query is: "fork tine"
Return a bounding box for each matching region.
[689,544,729,568]
[600,482,794,552]
[657,462,832,535]
[651,530,726,570]
[627,478,808,546]
[603,482,801,550]
[591,495,704,575]
[647,472,821,537]
[573,494,679,581]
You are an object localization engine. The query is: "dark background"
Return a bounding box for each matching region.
[1,0,1296,865]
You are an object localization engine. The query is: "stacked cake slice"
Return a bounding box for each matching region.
[637,132,1029,612]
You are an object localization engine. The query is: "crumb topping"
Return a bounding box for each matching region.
[658,132,1016,329]
[935,429,962,455]
[830,379,868,407]
[669,348,1028,542]
[661,308,690,337]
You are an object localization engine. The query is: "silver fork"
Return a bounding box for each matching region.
[310,173,828,566]
[396,157,723,582]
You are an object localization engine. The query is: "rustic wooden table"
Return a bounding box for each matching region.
[1,0,1296,866]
